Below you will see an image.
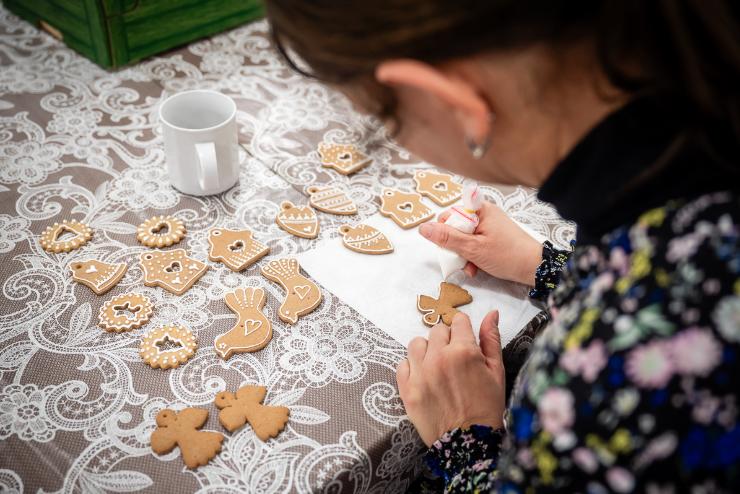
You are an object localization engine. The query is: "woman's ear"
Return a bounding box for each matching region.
[375,59,492,146]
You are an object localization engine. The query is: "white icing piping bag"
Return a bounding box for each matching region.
[437,181,483,280]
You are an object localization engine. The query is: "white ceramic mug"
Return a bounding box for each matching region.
[159,90,239,195]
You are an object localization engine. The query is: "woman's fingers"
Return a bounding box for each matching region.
[407,337,428,369]
[437,210,452,223]
[449,312,477,345]
[419,222,476,258]
[464,262,478,277]
[428,322,451,349]
[396,359,410,396]
[479,310,503,365]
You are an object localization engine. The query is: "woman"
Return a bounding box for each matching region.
[265,1,740,492]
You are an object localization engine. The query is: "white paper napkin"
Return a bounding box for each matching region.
[297,209,545,348]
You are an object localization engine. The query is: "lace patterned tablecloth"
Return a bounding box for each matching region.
[0,8,574,493]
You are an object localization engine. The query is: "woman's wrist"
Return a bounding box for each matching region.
[512,237,544,287]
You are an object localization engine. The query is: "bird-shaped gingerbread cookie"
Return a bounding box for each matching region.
[150,408,224,469]
[214,385,290,441]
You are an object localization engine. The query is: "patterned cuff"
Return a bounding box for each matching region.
[528,240,572,301]
[424,425,505,483]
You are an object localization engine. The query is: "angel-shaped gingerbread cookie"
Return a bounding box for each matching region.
[417,282,473,326]
[150,408,224,469]
[214,385,290,441]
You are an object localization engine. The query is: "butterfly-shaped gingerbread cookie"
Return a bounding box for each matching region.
[413,169,463,206]
[215,385,290,441]
[151,408,223,468]
[207,228,269,271]
[417,282,473,326]
[317,142,372,175]
[139,249,208,295]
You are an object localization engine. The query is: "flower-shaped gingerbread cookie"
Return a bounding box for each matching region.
[98,292,154,332]
[39,220,92,253]
[136,215,186,248]
[139,325,197,369]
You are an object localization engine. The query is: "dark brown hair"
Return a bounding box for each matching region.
[266,0,740,166]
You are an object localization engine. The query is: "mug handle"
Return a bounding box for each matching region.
[195,142,220,192]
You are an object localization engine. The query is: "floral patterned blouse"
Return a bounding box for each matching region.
[424,190,740,492]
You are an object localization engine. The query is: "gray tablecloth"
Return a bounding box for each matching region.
[0,8,574,493]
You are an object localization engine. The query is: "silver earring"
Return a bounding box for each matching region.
[465,135,491,160]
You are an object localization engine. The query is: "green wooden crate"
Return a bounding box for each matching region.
[4,0,264,68]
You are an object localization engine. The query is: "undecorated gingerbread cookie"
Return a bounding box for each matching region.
[98,292,153,332]
[151,408,224,469]
[215,385,290,441]
[276,201,319,239]
[317,142,372,175]
[261,258,322,325]
[136,215,186,248]
[417,282,473,326]
[139,249,208,295]
[379,188,434,229]
[413,169,463,206]
[69,259,127,295]
[208,228,269,271]
[214,287,272,359]
[339,224,393,255]
[39,220,92,253]
[307,185,357,215]
[139,324,197,369]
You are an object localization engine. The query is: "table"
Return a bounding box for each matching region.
[0,8,574,493]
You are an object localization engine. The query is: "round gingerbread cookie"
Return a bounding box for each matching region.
[140,324,197,369]
[98,292,154,332]
[136,215,186,248]
[39,220,93,253]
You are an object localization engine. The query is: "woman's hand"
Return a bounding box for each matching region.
[397,311,506,446]
[419,201,542,286]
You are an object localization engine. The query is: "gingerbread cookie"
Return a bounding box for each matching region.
[139,324,197,369]
[151,408,224,469]
[69,259,127,295]
[276,201,319,239]
[317,142,372,175]
[339,224,394,255]
[207,228,269,271]
[136,215,186,248]
[417,282,473,326]
[413,169,463,206]
[214,288,272,359]
[215,385,290,441]
[98,292,153,332]
[307,186,357,215]
[39,220,92,253]
[139,249,208,295]
[261,258,322,325]
[379,188,434,229]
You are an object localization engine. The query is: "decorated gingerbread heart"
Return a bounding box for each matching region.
[275,201,319,239]
[338,224,393,255]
